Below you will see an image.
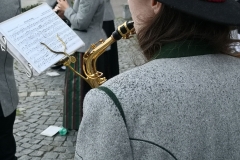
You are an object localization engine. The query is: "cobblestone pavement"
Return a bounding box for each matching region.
[13,18,143,160]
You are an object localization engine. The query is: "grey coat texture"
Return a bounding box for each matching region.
[64,0,107,52]
[0,0,20,117]
[75,54,240,159]
[46,0,72,8]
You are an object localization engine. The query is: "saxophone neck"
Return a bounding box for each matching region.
[91,36,116,57]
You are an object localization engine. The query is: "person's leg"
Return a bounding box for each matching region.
[0,105,17,160]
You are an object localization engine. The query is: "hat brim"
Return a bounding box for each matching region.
[157,0,240,25]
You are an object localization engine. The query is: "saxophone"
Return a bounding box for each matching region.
[62,21,135,88]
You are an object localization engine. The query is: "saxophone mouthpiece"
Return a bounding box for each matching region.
[126,21,134,30]
[112,21,135,40]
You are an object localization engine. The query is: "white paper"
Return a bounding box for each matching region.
[46,71,60,77]
[0,3,85,75]
[40,126,62,137]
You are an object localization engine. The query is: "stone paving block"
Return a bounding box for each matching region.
[29,150,45,157]
[16,146,24,152]
[21,143,32,149]
[19,97,26,101]
[43,136,54,141]
[41,112,51,116]
[26,128,36,133]
[17,104,26,108]
[67,136,77,142]
[51,113,61,116]
[48,106,58,110]
[44,121,55,125]
[47,91,63,96]
[66,146,76,154]
[28,138,41,146]
[53,147,66,152]
[36,120,47,125]
[18,126,28,131]
[68,131,77,136]
[31,144,43,150]
[63,141,74,147]
[15,152,25,158]
[34,129,44,134]
[54,122,62,126]
[29,123,39,128]
[39,139,52,148]
[26,97,35,101]
[39,145,54,152]
[56,117,63,122]
[16,131,28,137]
[34,135,45,140]
[36,125,49,130]
[49,109,61,113]
[27,118,38,123]
[15,136,23,142]
[18,92,28,97]
[47,116,58,121]
[58,153,74,159]
[42,108,51,112]
[31,157,41,160]
[17,121,31,126]
[18,155,31,160]
[30,92,46,97]
[30,115,41,119]
[50,141,63,147]
[21,148,34,155]
[39,117,49,120]
[54,136,66,142]
[42,152,59,159]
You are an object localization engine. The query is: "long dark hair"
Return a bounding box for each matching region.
[137,4,238,60]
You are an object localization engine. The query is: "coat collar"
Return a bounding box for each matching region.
[154,40,215,59]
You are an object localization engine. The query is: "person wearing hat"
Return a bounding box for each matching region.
[74,0,240,159]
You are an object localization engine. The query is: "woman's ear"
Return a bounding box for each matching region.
[151,0,162,15]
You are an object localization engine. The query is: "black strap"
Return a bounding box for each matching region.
[97,86,126,125]
[98,87,178,160]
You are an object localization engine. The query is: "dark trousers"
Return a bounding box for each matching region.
[0,104,17,160]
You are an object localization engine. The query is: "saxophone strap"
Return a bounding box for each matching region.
[97,86,126,125]
[97,86,178,160]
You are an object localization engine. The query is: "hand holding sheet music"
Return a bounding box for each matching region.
[0,3,85,76]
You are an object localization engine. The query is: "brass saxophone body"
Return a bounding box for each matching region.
[76,21,135,88]
[43,21,135,88]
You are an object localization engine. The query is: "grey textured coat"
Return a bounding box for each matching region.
[46,0,72,9]
[64,0,107,52]
[0,0,20,117]
[75,53,240,159]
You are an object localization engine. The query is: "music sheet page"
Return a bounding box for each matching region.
[0,3,85,74]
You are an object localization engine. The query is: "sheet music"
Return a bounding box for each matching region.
[0,3,85,74]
